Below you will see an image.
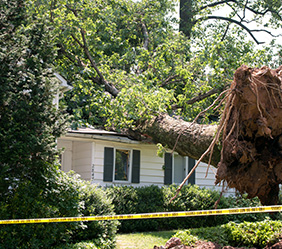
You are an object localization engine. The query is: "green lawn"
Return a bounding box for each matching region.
[116,230,178,249]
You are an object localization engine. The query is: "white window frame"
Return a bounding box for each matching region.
[112,148,132,183]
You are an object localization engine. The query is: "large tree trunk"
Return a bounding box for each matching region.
[134,114,220,166]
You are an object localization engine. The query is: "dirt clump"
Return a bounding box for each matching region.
[215,65,282,205]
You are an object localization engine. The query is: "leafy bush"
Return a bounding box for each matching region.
[0,171,118,249]
[174,230,199,246]
[57,241,98,249]
[107,184,275,233]
[73,180,118,249]
[223,219,282,248]
[106,185,164,232]
[162,184,226,229]
[173,220,282,248]
[0,170,83,248]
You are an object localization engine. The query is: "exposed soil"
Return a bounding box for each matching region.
[215,65,282,205]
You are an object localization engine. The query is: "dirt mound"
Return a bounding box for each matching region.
[216,65,282,205]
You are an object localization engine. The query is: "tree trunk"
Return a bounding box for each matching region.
[180,0,193,38]
[134,113,220,166]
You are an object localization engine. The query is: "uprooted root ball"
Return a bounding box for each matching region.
[216,65,282,205]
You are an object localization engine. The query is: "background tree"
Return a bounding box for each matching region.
[179,0,282,44]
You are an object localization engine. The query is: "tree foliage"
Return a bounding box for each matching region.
[28,0,282,131]
[0,0,66,199]
[0,1,78,247]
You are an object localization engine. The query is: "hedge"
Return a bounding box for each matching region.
[107,184,278,233]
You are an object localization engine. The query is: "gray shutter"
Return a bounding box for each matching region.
[188,157,196,184]
[164,153,172,185]
[131,150,140,183]
[103,147,114,182]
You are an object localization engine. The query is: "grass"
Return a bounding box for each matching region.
[116,230,178,249]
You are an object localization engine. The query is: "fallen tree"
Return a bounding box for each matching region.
[134,65,282,205]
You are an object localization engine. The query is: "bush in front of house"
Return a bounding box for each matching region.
[0,171,118,249]
[107,184,273,233]
[72,179,118,249]
[0,170,83,249]
[106,185,164,232]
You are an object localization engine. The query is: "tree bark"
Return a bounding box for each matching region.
[135,113,220,166]
[180,0,193,38]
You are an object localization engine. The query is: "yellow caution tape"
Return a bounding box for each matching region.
[1,205,281,225]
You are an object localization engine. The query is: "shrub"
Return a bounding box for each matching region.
[223,219,282,248]
[107,184,276,233]
[174,230,199,246]
[162,184,225,229]
[106,185,164,232]
[73,180,118,249]
[0,171,118,249]
[0,170,83,249]
[57,241,98,249]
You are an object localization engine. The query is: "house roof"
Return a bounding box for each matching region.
[54,72,72,92]
[62,127,143,144]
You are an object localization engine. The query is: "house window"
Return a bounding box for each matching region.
[103,147,140,183]
[173,154,186,184]
[114,149,130,181]
[164,153,195,185]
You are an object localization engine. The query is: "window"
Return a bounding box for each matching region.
[103,147,140,183]
[164,153,195,185]
[114,149,130,181]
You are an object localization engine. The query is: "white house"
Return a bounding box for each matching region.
[57,127,234,194]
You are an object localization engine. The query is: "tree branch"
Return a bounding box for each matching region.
[194,15,264,44]
[79,29,119,97]
[199,0,234,11]
[171,87,223,110]
[65,4,120,97]
[141,21,149,50]
[161,75,183,87]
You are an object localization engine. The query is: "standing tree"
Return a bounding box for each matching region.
[32,0,282,204]
[179,0,282,44]
[0,1,83,247]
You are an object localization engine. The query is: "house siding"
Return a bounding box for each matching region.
[58,135,235,195]
[91,141,164,186]
[72,141,92,181]
[57,140,72,172]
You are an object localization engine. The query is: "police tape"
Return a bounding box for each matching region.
[1,205,282,225]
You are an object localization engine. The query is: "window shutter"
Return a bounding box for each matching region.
[188,157,196,184]
[131,150,140,183]
[103,147,114,182]
[164,153,172,185]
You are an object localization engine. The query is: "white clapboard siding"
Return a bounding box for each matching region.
[57,140,73,172]
[91,141,165,186]
[72,141,92,181]
[58,133,235,195]
[196,161,235,195]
